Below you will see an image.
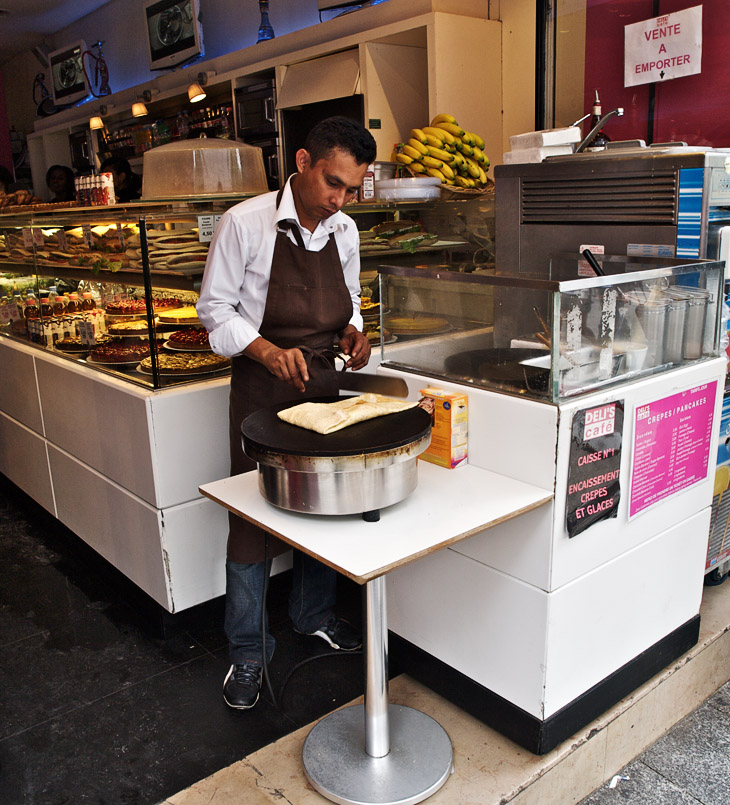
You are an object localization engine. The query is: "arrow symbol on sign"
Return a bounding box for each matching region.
[660,70,665,78]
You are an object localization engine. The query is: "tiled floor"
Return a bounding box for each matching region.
[1,469,729,804]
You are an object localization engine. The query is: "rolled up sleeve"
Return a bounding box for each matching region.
[196,214,262,357]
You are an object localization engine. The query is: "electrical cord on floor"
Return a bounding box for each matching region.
[260,534,363,725]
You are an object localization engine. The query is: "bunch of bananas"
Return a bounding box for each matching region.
[391,114,490,189]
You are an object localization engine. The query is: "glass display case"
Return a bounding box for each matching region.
[0,198,248,389]
[378,257,725,402]
[0,194,493,388]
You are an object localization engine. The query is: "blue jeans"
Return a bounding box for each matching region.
[225,550,337,666]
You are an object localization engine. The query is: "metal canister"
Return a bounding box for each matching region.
[662,288,691,364]
[673,286,711,359]
[635,297,669,367]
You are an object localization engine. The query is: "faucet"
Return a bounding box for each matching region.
[575,107,624,153]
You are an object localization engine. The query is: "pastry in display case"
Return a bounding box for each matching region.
[378,257,725,403]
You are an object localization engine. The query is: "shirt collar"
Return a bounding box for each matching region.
[276,175,348,235]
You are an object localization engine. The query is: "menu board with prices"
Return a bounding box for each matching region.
[629,382,718,518]
[566,400,624,538]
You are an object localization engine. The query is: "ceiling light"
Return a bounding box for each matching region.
[188,82,206,103]
[132,102,148,117]
[188,71,216,103]
[89,103,114,130]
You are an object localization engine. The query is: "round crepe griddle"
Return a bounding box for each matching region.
[241,396,432,458]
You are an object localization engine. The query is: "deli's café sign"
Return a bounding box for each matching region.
[566,401,624,538]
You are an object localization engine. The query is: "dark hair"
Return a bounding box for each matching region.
[99,157,133,176]
[304,116,377,166]
[45,164,75,187]
[0,165,13,190]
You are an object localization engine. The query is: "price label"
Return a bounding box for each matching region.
[197,214,222,243]
[33,228,45,247]
[56,229,68,251]
[0,304,10,325]
[22,228,34,249]
[116,222,125,249]
[78,320,96,345]
[7,302,21,322]
[82,224,93,248]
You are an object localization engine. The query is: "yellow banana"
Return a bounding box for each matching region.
[396,152,414,165]
[463,156,481,178]
[473,132,486,150]
[422,155,444,169]
[439,162,455,180]
[427,146,455,164]
[430,113,457,127]
[409,160,427,174]
[455,140,474,157]
[424,133,445,149]
[407,137,429,155]
[410,128,428,144]
[455,176,473,189]
[434,121,466,138]
[426,167,446,182]
[471,145,488,164]
[462,131,477,147]
[477,165,488,185]
[423,126,454,145]
[402,144,424,160]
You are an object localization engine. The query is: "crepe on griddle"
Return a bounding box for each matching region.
[277,393,417,435]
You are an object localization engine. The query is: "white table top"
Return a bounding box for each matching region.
[200,462,553,584]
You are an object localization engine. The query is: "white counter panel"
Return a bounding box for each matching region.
[378,365,559,489]
[0,411,55,514]
[48,446,171,609]
[148,379,230,510]
[549,359,725,589]
[543,508,709,717]
[35,358,157,505]
[160,497,228,612]
[448,503,554,590]
[387,547,550,717]
[0,341,43,434]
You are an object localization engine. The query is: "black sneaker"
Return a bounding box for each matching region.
[307,615,362,651]
[223,663,262,709]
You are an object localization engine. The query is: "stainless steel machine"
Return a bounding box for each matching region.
[495,144,730,278]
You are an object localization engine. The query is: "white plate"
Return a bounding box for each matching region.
[136,362,230,377]
[375,186,441,201]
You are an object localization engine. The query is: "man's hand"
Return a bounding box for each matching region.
[338,325,371,370]
[245,337,309,392]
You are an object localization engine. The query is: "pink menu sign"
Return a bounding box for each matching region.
[630,381,718,518]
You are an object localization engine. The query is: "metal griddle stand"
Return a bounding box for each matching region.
[302,509,453,805]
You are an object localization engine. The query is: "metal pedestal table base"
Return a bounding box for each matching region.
[302,575,453,805]
[303,703,452,805]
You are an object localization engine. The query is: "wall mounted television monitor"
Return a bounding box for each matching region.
[144,0,204,71]
[48,40,91,107]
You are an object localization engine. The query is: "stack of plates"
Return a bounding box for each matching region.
[374,177,441,201]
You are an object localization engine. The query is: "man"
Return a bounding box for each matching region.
[197,116,376,709]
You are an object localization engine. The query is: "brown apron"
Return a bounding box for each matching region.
[227,191,353,562]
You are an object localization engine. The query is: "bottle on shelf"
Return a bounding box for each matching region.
[39,290,53,319]
[66,292,82,314]
[49,286,66,316]
[584,90,611,152]
[24,295,39,320]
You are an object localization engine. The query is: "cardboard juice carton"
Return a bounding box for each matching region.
[419,388,468,469]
